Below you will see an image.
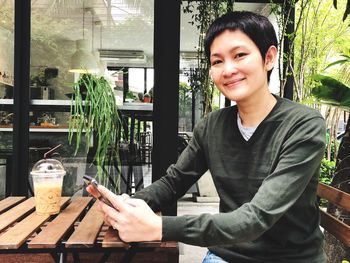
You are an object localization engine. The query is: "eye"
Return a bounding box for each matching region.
[234,53,247,59]
[211,59,222,66]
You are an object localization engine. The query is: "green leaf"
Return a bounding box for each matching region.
[343,0,350,21]
[68,73,122,193]
[324,59,350,70]
[312,74,350,108]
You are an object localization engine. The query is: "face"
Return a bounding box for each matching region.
[209,29,276,103]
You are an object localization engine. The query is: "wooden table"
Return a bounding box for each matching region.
[0,197,178,263]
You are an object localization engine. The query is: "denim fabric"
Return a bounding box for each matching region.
[202,250,228,263]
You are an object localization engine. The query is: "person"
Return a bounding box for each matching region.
[87,11,326,263]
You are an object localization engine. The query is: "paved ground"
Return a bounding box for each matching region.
[177,196,219,263]
[144,166,220,263]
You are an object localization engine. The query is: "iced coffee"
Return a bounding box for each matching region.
[31,159,66,216]
[33,181,63,215]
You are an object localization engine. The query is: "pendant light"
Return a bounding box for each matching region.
[69,2,98,73]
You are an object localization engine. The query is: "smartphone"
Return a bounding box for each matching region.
[83,175,114,207]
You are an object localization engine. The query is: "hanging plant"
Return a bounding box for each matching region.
[182,0,234,116]
[68,73,122,192]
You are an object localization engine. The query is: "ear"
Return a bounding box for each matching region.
[209,69,213,80]
[264,46,277,71]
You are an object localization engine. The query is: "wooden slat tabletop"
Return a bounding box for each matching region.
[102,227,178,249]
[28,197,92,248]
[0,197,26,214]
[0,197,179,263]
[102,227,130,248]
[65,201,104,248]
[0,198,35,232]
[0,197,71,249]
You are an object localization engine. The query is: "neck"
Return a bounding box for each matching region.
[237,91,277,127]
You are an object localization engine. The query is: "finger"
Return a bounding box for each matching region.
[111,220,119,230]
[99,200,122,223]
[98,185,129,212]
[105,217,118,230]
[86,185,100,199]
[104,214,112,226]
[108,217,119,230]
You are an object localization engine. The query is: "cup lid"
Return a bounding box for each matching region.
[31,158,66,176]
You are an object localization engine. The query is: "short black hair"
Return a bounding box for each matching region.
[204,11,278,81]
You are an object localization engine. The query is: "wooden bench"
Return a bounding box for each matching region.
[317,182,350,248]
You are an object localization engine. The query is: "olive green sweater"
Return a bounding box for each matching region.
[134,96,327,263]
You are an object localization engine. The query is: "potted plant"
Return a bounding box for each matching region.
[68,74,122,192]
[148,87,154,102]
[143,93,151,103]
[137,92,144,102]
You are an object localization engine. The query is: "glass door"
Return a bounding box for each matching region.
[0,0,14,198]
[30,0,154,196]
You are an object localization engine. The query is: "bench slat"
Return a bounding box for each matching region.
[0,198,35,232]
[65,201,104,248]
[0,197,26,214]
[28,197,92,248]
[320,209,350,247]
[317,183,350,212]
[0,197,70,249]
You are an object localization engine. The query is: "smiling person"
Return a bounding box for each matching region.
[87,11,327,263]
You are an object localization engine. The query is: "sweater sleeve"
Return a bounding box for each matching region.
[161,116,326,246]
[132,119,208,212]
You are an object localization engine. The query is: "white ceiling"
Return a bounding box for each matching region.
[29,0,268,66]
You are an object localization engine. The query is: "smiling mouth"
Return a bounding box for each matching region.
[224,78,246,87]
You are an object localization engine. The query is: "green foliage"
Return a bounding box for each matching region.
[319,158,336,206]
[319,158,336,185]
[182,0,233,116]
[68,74,122,190]
[324,54,350,70]
[125,91,137,100]
[325,130,340,161]
[333,0,350,21]
[285,0,350,102]
[312,74,350,108]
[179,82,193,127]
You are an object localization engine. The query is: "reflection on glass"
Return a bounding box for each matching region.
[0,0,14,198]
[28,0,154,196]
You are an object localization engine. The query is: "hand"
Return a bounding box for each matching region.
[87,185,162,242]
[86,184,130,205]
[85,184,130,226]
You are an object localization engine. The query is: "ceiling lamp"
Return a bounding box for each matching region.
[69,3,98,73]
[69,39,98,73]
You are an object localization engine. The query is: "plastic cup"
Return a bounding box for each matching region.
[31,159,66,215]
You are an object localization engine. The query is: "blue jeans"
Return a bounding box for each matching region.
[202,250,228,263]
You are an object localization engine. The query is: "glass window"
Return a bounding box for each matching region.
[0,0,14,198]
[29,0,154,195]
[128,68,145,94]
[146,68,154,92]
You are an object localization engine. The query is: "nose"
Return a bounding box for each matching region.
[222,61,238,77]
